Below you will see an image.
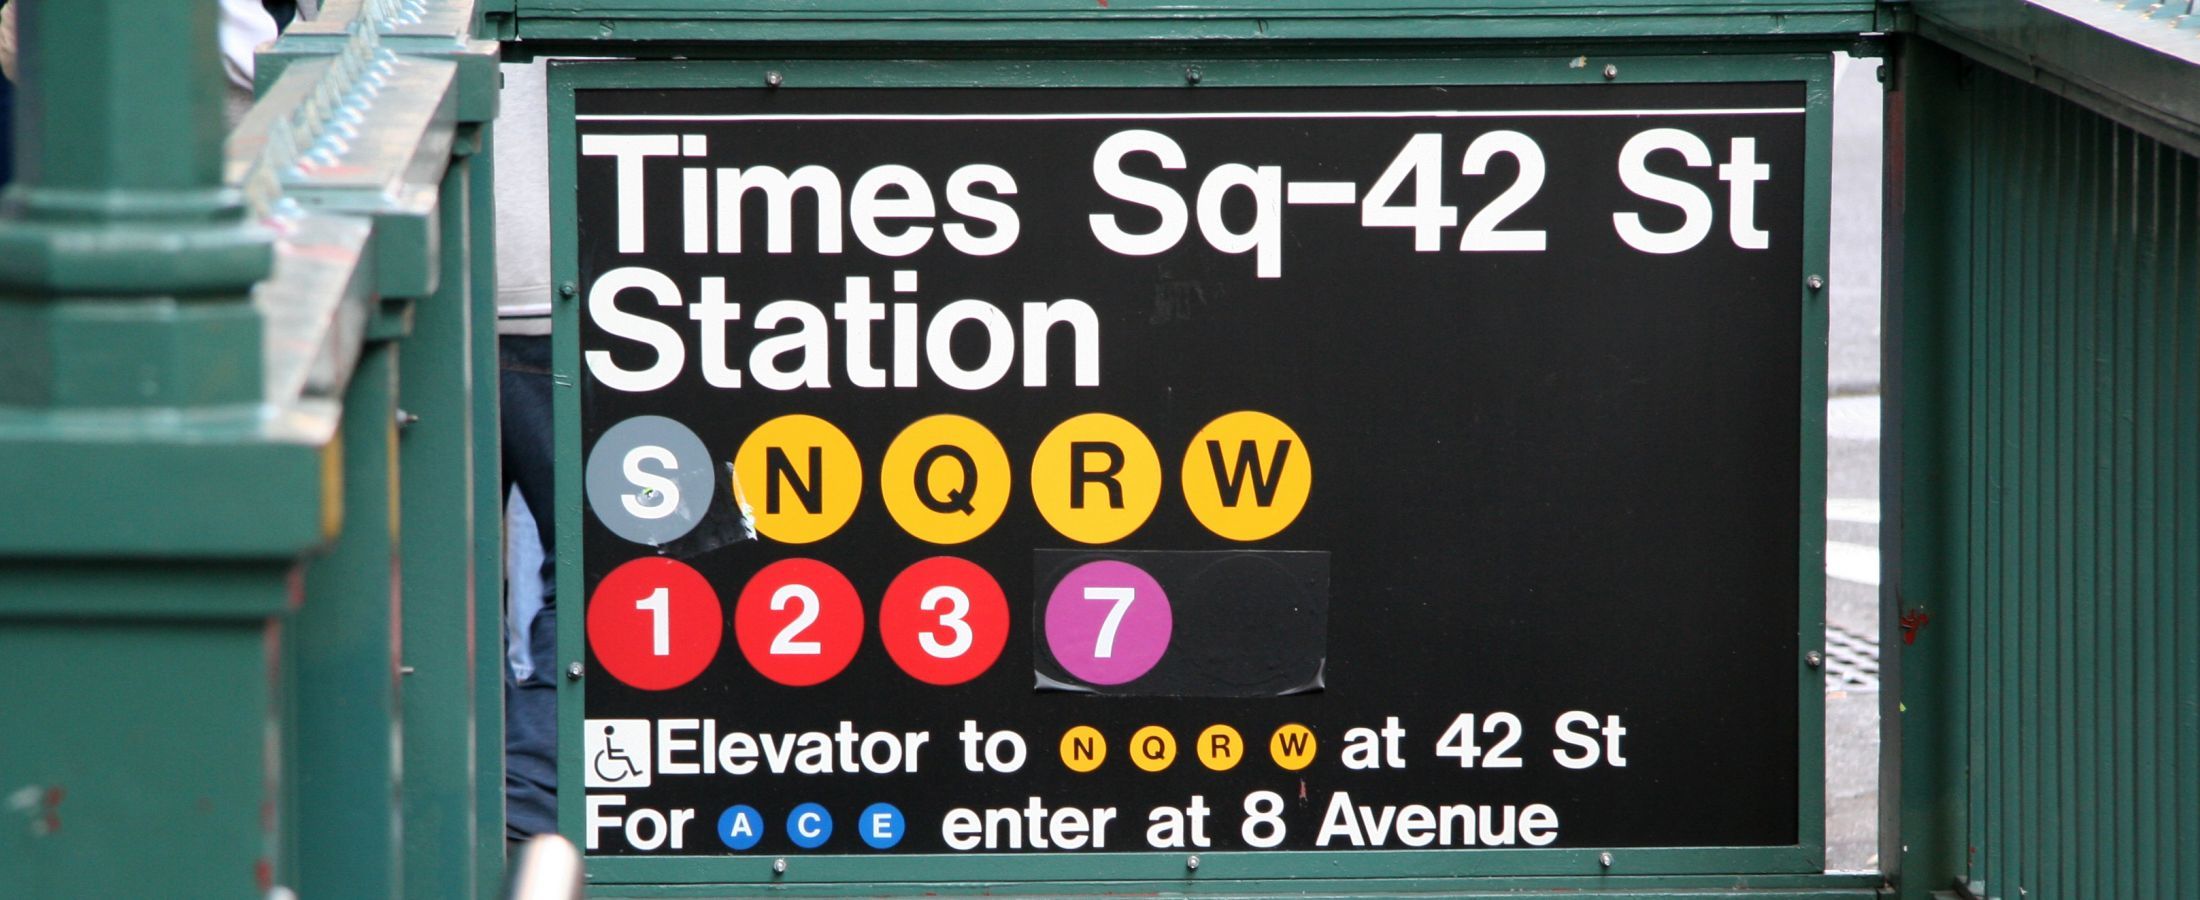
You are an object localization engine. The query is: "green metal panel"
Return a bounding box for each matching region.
[0,428,334,556]
[1888,37,2200,900]
[471,122,514,900]
[0,609,280,897]
[548,50,1841,894]
[294,343,406,899]
[590,872,1886,898]
[398,153,485,898]
[504,0,1878,45]
[245,208,377,899]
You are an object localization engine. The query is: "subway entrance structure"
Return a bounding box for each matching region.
[2,1,2196,898]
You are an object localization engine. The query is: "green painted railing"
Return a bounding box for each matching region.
[0,0,502,895]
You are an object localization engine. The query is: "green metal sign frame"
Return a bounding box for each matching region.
[549,50,1838,894]
[504,0,1881,45]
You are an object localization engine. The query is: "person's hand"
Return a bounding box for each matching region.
[1,2,19,84]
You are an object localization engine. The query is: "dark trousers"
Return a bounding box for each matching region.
[1,72,15,188]
[501,333,558,839]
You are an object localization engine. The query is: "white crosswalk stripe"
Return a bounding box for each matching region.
[1826,497,1880,524]
[1826,540,1879,587]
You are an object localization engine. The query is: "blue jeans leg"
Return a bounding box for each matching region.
[505,605,558,838]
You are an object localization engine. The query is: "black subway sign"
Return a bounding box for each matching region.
[568,82,1807,857]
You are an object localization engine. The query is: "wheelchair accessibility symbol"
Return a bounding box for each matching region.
[585,719,652,788]
[596,738,644,782]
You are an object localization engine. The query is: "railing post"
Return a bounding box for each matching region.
[0,0,269,408]
[1884,35,1970,898]
[293,342,405,899]
[0,0,289,896]
[249,3,502,892]
[468,120,511,900]
[396,133,483,899]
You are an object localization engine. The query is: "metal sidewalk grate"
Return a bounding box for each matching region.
[1824,622,1880,692]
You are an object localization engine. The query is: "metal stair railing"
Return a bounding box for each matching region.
[0,0,509,895]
